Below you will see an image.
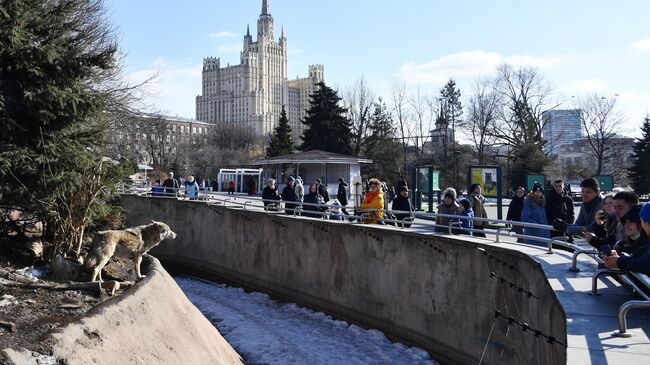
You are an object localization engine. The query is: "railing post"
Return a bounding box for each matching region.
[613,301,650,338]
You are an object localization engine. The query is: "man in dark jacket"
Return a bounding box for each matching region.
[546,179,575,237]
[391,186,414,228]
[262,178,281,210]
[337,177,349,215]
[316,178,330,203]
[281,177,300,215]
[162,172,180,196]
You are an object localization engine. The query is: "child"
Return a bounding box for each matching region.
[329,199,344,221]
[455,199,474,235]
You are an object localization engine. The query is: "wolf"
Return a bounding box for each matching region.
[84,221,177,282]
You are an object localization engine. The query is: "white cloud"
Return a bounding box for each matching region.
[127,58,202,118]
[631,38,650,52]
[209,31,237,39]
[396,50,575,85]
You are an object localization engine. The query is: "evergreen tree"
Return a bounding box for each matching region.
[362,100,402,182]
[300,82,353,154]
[629,115,650,194]
[0,0,132,256]
[266,106,294,157]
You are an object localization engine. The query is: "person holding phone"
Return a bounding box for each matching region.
[603,204,650,275]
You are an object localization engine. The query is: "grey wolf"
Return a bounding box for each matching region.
[84,221,176,282]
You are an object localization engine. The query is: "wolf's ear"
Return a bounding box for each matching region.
[151,220,156,224]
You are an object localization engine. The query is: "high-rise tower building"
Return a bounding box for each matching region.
[195,0,324,139]
[541,109,582,154]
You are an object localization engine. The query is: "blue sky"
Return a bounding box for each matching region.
[108,0,650,137]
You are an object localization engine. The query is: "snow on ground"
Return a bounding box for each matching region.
[175,276,438,365]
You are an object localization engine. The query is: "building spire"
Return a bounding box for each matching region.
[261,0,269,15]
[281,26,284,38]
[246,24,250,37]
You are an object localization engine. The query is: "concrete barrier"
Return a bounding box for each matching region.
[122,195,567,365]
[50,255,243,365]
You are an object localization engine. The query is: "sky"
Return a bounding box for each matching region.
[107,0,650,137]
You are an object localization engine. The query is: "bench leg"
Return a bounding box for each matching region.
[612,300,650,337]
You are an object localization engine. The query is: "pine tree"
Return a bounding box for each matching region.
[361,100,402,182]
[300,82,353,154]
[0,0,132,256]
[629,115,650,194]
[266,106,294,157]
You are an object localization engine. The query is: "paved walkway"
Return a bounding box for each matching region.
[482,241,650,364]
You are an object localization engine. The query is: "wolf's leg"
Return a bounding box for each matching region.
[97,269,103,283]
[135,255,146,279]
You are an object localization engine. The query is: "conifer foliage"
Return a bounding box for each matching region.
[300,82,353,154]
[629,116,650,195]
[0,0,132,257]
[266,106,294,157]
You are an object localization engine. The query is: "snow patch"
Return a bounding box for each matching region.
[175,276,438,365]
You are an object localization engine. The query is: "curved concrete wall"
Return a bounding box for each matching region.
[121,195,567,365]
[51,256,243,365]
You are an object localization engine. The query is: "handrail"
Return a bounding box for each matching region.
[120,184,567,250]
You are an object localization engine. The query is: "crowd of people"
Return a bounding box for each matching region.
[149,171,649,276]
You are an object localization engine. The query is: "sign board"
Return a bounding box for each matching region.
[469,167,499,197]
[593,175,614,191]
[526,174,546,191]
[430,171,440,191]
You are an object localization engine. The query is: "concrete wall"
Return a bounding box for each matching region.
[122,195,567,365]
[51,256,243,365]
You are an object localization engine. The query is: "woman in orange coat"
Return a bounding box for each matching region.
[360,178,384,224]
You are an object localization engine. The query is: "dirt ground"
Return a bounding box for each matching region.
[0,257,136,363]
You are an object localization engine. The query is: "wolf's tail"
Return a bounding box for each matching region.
[84,235,103,269]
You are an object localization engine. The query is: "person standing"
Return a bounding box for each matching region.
[506,186,526,242]
[162,172,179,197]
[545,179,575,238]
[184,175,199,200]
[359,178,384,224]
[396,176,408,191]
[337,177,349,215]
[228,180,235,194]
[281,176,300,215]
[436,188,459,233]
[557,178,604,236]
[521,183,550,245]
[262,178,281,210]
[454,199,474,235]
[469,184,488,237]
[316,178,330,203]
[294,176,305,202]
[391,186,414,228]
[303,183,326,218]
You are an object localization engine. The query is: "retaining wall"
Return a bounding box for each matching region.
[122,195,567,365]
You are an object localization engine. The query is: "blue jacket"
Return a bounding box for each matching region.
[454,209,474,235]
[521,195,550,245]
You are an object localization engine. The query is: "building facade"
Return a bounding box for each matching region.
[541,109,582,154]
[195,0,324,139]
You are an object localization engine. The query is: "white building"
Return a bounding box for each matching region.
[195,0,324,139]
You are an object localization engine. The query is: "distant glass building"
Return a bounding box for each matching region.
[541,109,582,154]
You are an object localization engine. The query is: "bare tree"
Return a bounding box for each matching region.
[409,87,436,167]
[390,81,412,176]
[491,64,554,148]
[464,77,499,165]
[578,94,625,175]
[343,76,375,156]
